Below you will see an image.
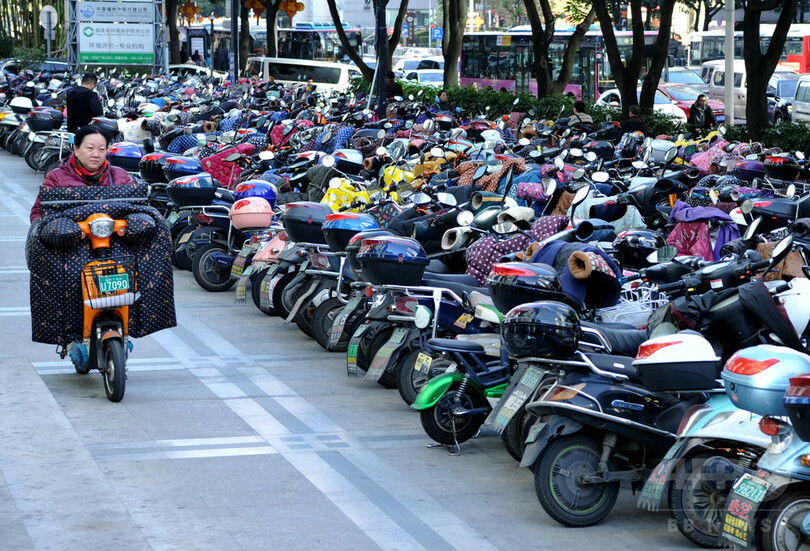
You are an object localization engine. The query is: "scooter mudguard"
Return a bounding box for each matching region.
[484,382,508,400]
[210,250,235,270]
[284,275,325,322]
[411,373,485,410]
[362,327,421,383]
[519,416,582,468]
[328,296,366,350]
[638,395,771,511]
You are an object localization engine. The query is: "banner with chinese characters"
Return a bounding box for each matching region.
[76,1,153,23]
[79,23,155,64]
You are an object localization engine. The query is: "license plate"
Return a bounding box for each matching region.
[98,273,129,293]
[414,352,432,373]
[364,328,409,382]
[177,232,192,244]
[231,264,244,278]
[166,212,180,224]
[329,296,363,346]
[486,365,545,433]
[732,473,770,504]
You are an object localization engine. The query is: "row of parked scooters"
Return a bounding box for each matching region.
[13,71,810,549]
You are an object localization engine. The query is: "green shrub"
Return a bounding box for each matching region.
[12,46,45,72]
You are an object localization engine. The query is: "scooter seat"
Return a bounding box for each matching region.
[422,272,481,287]
[581,322,648,357]
[467,290,493,310]
[215,188,235,203]
[427,337,485,354]
[584,353,642,383]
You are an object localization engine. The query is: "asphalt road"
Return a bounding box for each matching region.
[0,149,697,550]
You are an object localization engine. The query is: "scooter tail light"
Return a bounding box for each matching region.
[635,340,682,360]
[788,375,810,398]
[364,285,374,297]
[310,253,330,269]
[725,355,779,376]
[759,416,789,437]
[195,214,215,225]
[393,297,418,314]
[491,263,536,277]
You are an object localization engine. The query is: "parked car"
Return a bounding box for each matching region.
[169,64,227,80]
[657,83,725,123]
[704,59,796,120]
[596,87,688,122]
[767,72,801,124]
[661,66,708,93]
[393,58,424,78]
[404,69,444,88]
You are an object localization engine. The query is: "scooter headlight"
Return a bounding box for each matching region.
[88,215,115,238]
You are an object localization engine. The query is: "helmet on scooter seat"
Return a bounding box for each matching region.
[229,197,274,230]
[613,230,665,271]
[233,180,278,208]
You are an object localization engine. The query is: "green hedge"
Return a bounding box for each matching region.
[725,122,810,154]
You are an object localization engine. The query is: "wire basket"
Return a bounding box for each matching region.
[81,256,140,310]
[595,285,668,329]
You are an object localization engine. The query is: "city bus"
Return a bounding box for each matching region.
[460,28,660,100]
[276,22,363,62]
[687,24,810,74]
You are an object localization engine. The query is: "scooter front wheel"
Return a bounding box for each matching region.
[102,339,126,402]
[534,434,619,527]
[760,490,810,551]
[419,383,486,446]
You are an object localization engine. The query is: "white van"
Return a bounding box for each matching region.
[704,59,796,120]
[791,75,810,122]
[243,57,362,94]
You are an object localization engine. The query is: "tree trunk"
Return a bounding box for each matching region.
[744,0,799,139]
[386,0,410,72]
[551,7,596,95]
[240,0,250,72]
[593,0,646,119]
[639,0,676,115]
[326,0,373,80]
[167,0,181,65]
[443,0,465,87]
[265,0,281,57]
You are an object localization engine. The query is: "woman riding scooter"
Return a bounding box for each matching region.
[29,125,134,221]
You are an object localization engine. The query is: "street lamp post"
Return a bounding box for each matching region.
[376,0,388,120]
[209,13,215,77]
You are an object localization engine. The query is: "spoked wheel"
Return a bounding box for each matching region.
[312,297,348,351]
[761,491,810,551]
[192,244,236,292]
[534,434,620,527]
[419,382,487,446]
[102,339,126,402]
[669,453,735,548]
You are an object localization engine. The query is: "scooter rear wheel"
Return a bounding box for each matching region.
[192,244,236,292]
[668,453,730,548]
[102,339,126,402]
[312,297,348,351]
[419,382,486,445]
[534,434,619,527]
[760,490,810,551]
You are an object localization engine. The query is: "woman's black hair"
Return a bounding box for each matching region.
[74,125,110,148]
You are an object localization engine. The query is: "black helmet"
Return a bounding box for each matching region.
[613,230,665,271]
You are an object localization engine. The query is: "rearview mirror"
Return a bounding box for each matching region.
[457,210,474,226]
[322,155,336,168]
[743,216,762,240]
[647,245,678,264]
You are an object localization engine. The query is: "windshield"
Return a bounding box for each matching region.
[666,69,704,85]
[778,80,799,99]
[420,72,443,83]
[663,86,703,101]
[637,91,673,105]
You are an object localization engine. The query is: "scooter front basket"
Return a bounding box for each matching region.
[81,256,140,309]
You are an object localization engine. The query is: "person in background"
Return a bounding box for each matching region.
[65,72,103,133]
[180,44,188,63]
[267,75,281,91]
[30,126,134,222]
[688,94,717,136]
[568,100,594,128]
[385,71,403,98]
[621,104,650,136]
[191,50,202,65]
[436,89,450,111]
